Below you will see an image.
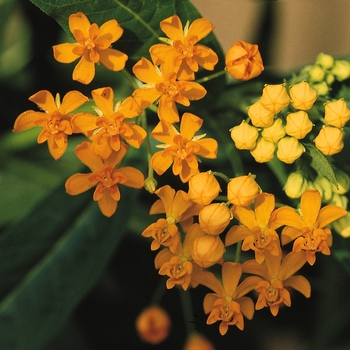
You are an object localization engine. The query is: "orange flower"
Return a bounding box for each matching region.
[200,262,257,335]
[150,113,218,182]
[132,57,207,123]
[65,141,144,217]
[242,251,311,316]
[149,15,218,80]
[225,41,264,81]
[72,87,146,159]
[225,193,281,264]
[183,333,215,350]
[13,90,88,160]
[53,12,128,84]
[273,189,347,265]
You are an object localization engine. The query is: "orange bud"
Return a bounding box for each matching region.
[314,126,344,155]
[324,98,350,128]
[289,81,317,110]
[135,306,171,345]
[192,235,225,268]
[199,203,231,235]
[260,84,290,114]
[230,120,259,149]
[276,136,305,164]
[225,40,264,81]
[285,111,313,139]
[183,333,215,350]
[250,137,276,163]
[261,118,286,143]
[247,99,275,127]
[227,174,260,206]
[188,172,220,205]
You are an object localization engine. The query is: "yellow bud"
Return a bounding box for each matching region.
[333,168,350,194]
[325,73,335,85]
[227,174,260,206]
[289,81,318,110]
[311,81,329,96]
[199,202,231,235]
[247,100,275,127]
[276,137,305,164]
[315,53,334,70]
[192,235,225,268]
[284,171,308,198]
[250,137,275,163]
[329,193,348,209]
[332,60,350,81]
[230,120,259,149]
[313,175,333,201]
[261,118,286,143]
[260,84,290,114]
[188,171,221,205]
[332,215,350,238]
[314,126,344,155]
[307,65,325,82]
[144,177,158,194]
[324,98,350,128]
[285,111,313,139]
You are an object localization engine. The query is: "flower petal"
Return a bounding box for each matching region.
[222,262,241,295]
[300,190,321,227]
[180,112,202,140]
[65,173,96,195]
[116,167,144,188]
[232,206,257,229]
[73,55,95,84]
[225,225,251,246]
[150,151,173,175]
[196,138,218,158]
[75,141,104,171]
[317,205,348,228]
[53,43,81,63]
[97,19,123,42]
[281,226,302,245]
[99,48,128,71]
[284,275,311,298]
[132,57,162,84]
[160,15,184,41]
[60,91,89,115]
[92,87,114,116]
[47,135,67,160]
[187,18,214,41]
[29,90,57,113]
[279,251,307,280]
[254,193,275,227]
[98,190,118,217]
[69,12,91,38]
[72,112,98,133]
[13,111,45,132]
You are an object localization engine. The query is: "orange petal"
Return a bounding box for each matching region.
[232,206,258,229]
[99,48,128,71]
[182,223,204,256]
[159,15,184,41]
[283,275,311,298]
[150,151,173,175]
[270,206,305,230]
[65,173,96,195]
[116,167,144,188]
[105,143,128,168]
[60,90,89,114]
[122,124,147,148]
[29,90,56,113]
[194,45,219,70]
[158,98,180,123]
[97,19,123,42]
[300,190,321,227]
[153,185,175,215]
[69,12,90,37]
[47,135,67,160]
[150,120,177,144]
[13,111,45,132]
[149,44,174,66]
[222,262,242,295]
[179,81,207,101]
[72,55,95,84]
[237,296,255,320]
[72,112,98,133]
[279,251,307,280]
[92,87,114,116]
[187,18,214,41]
[98,190,118,217]
[75,141,104,170]
[254,193,275,227]
[132,87,160,108]
[281,226,302,245]
[91,137,112,160]
[317,205,348,228]
[118,96,142,118]
[132,57,163,84]
[242,259,269,280]
[180,112,202,140]
[196,138,218,158]
[53,43,81,63]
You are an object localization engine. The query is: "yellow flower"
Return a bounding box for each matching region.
[150,15,218,81]
[150,113,218,182]
[242,251,311,316]
[324,98,350,128]
[273,190,348,265]
[230,120,259,150]
[247,100,275,127]
[226,193,281,264]
[73,87,146,159]
[314,125,344,155]
[13,90,88,160]
[53,12,128,84]
[289,81,317,110]
[225,41,264,81]
[250,137,276,163]
[276,136,305,164]
[132,57,207,123]
[261,118,286,143]
[260,84,290,114]
[285,111,313,139]
[65,141,144,217]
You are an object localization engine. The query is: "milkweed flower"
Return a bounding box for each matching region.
[260,84,291,114]
[289,81,317,110]
[225,41,264,81]
[199,202,232,235]
[285,111,313,139]
[276,136,305,164]
[324,98,350,128]
[65,141,144,217]
[150,113,218,182]
[188,171,221,205]
[242,251,311,316]
[150,15,218,81]
[72,87,146,159]
[314,125,344,155]
[250,137,276,163]
[247,100,275,128]
[132,57,207,123]
[273,190,348,265]
[227,174,260,207]
[53,12,128,84]
[230,120,259,150]
[13,90,89,160]
[261,118,286,143]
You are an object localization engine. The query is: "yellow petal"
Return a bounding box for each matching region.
[105,143,128,168]
[98,190,118,217]
[65,173,96,195]
[72,55,95,84]
[60,90,89,115]
[187,18,214,41]
[122,124,147,148]
[196,138,218,158]
[225,225,251,246]
[116,167,144,188]
[29,90,56,113]
[160,15,184,41]
[179,81,207,101]
[281,226,302,245]
[53,43,81,63]
[47,135,67,160]
[232,206,258,229]
[279,251,307,280]
[158,98,180,123]
[270,206,305,230]
[99,48,128,71]
[72,112,98,133]
[118,96,142,118]
[194,46,219,70]
[97,19,123,42]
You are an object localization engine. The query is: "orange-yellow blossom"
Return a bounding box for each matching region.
[150,113,218,182]
[13,90,88,160]
[150,15,218,80]
[273,190,347,265]
[65,141,144,217]
[188,171,221,205]
[225,193,282,264]
[242,251,311,316]
[314,125,344,155]
[53,12,128,84]
[200,262,257,335]
[183,333,215,350]
[72,87,146,159]
[132,57,207,123]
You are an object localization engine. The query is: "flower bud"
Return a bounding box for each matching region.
[260,84,290,114]
[199,202,231,235]
[184,333,215,350]
[250,137,275,163]
[285,111,313,139]
[225,40,264,81]
[332,215,350,238]
[192,235,225,268]
[136,306,171,345]
[331,60,350,81]
[227,174,260,206]
[316,53,334,70]
[312,81,330,96]
[324,98,350,128]
[313,175,333,201]
[284,171,308,198]
[329,193,348,209]
[325,73,335,85]
[289,81,318,110]
[247,100,275,127]
[307,65,325,82]
[314,126,344,155]
[261,118,286,143]
[276,137,305,164]
[333,168,350,194]
[230,120,259,149]
[188,171,220,205]
[144,177,157,194]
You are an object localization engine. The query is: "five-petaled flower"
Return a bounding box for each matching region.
[13,89,89,160]
[150,15,219,81]
[72,87,146,159]
[150,112,218,182]
[65,141,144,217]
[53,12,128,84]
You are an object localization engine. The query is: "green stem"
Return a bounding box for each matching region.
[179,288,195,335]
[195,69,226,84]
[212,171,230,183]
[150,278,167,305]
[235,241,242,263]
[121,68,139,90]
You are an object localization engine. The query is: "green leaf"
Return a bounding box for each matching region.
[0,180,136,349]
[304,143,338,186]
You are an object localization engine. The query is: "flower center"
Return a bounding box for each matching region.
[84,38,96,50]
[174,40,193,57]
[156,82,179,96]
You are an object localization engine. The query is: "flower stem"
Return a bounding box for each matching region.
[179,288,195,335]
[235,241,242,263]
[195,69,226,84]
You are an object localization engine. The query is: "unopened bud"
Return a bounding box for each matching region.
[260,84,291,114]
[276,137,305,164]
[192,235,225,268]
[314,126,344,155]
[199,202,231,235]
[261,118,286,143]
[188,171,221,205]
[285,111,313,139]
[324,98,350,128]
[332,60,350,81]
[315,53,334,70]
[250,137,276,163]
[247,100,275,127]
[289,81,318,110]
[227,174,260,206]
[230,120,259,149]
[284,172,308,198]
